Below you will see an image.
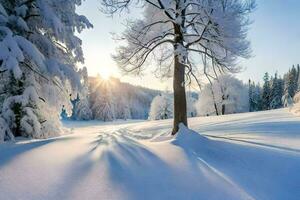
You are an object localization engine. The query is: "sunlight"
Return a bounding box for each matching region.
[94,71,116,90]
[99,69,111,80]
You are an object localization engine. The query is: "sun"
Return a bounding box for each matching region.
[99,69,112,80]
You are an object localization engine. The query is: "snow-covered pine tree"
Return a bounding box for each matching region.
[253,83,263,111]
[72,95,93,120]
[91,83,115,121]
[60,105,68,120]
[70,93,80,119]
[282,88,293,108]
[285,66,298,98]
[0,0,92,141]
[248,79,261,112]
[262,72,271,110]
[248,79,253,112]
[122,102,132,120]
[270,73,284,109]
[297,64,300,91]
[0,1,47,140]
[70,67,93,120]
[119,97,132,120]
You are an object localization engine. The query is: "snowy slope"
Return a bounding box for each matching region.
[1,109,300,200]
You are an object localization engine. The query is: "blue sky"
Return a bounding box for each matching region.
[77,0,300,90]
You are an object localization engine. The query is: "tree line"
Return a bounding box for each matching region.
[249,65,300,112]
[62,75,160,122]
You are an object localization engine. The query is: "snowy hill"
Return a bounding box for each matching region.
[89,76,161,119]
[87,76,198,120]
[1,109,300,200]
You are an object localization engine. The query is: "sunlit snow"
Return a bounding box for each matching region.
[1,109,300,200]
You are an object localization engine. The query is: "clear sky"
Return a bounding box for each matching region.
[77,0,300,90]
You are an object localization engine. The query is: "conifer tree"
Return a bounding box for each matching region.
[262,72,271,110]
[254,83,263,111]
[248,79,255,112]
[270,73,284,109]
[285,66,298,98]
[0,0,92,141]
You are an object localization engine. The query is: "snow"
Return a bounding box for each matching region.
[196,74,249,116]
[1,109,300,200]
[149,93,173,120]
[15,36,46,71]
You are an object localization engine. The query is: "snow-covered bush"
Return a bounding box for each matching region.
[0,116,14,142]
[282,92,294,108]
[149,94,173,120]
[149,93,197,120]
[196,75,249,116]
[291,92,300,114]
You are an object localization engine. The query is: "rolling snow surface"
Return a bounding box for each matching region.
[1,109,300,200]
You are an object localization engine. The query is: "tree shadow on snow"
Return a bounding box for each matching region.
[99,134,182,200]
[0,136,77,167]
[193,120,300,137]
[205,134,300,153]
[172,127,300,200]
[99,132,249,200]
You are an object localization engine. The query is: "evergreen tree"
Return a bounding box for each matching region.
[262,72,271,110]
[60,105,68,120]
[70,67,93,120]
[122,103,132,120]
[282,88,293,107]
[254,83,263,111]
[249,80,263,112]
[249,79,256,112]
[297,64,300,92]
[0,0,92,141]
[91,83,115,121]
[285,66,298,98]
[270,73,284,109]
[70,93,80,120]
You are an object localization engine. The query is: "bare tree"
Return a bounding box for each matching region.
[100,0,255,134]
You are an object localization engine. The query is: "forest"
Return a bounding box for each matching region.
[60,65,300,124]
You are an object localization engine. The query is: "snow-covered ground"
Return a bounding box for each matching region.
[1,109,300,200]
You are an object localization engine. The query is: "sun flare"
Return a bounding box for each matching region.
[98,68,113,80]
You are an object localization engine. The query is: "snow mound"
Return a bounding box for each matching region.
[173,123,209,147]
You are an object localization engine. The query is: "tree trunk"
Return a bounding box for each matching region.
[222,104,225,115]
[171,20,188,135]
[221,94,228,115]
[207,77,219,115]
[172,55,187,135]
[214,102,219,116]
